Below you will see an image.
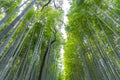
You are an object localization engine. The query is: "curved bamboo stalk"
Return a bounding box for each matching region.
[38,29,56,80]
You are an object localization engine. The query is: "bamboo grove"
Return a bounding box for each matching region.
[0,0,63,80]
[0,0,120,80]
[64,0,120,80]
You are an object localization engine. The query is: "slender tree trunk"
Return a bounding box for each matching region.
[38,31,56,80]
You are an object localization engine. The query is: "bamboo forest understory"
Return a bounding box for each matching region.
[0,0,120,80]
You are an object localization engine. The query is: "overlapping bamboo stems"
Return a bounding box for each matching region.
[0,0,30,25]
[0,0,36,40]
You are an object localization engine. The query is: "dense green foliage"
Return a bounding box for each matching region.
[64,0,120,80]
[0,0,120,80]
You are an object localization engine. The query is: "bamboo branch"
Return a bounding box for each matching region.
[41,0,51,11]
